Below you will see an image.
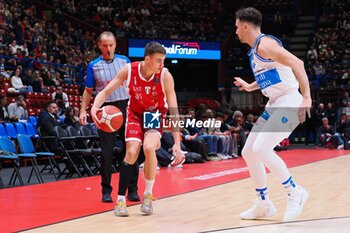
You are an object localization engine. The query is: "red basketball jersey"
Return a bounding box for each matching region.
[126,62,168,115]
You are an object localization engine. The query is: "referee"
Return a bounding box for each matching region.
[80,31,140,203]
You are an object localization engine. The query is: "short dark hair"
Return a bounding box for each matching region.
[46,101,57,108]
[16,95,24,101]
[235,7,262,27]
[144,41,166,57]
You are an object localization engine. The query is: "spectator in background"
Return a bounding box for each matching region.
[337,114,350,149]
[342,92,350,107]
[243,113,255,136]
[11,68,33,93]
[342,101,350,118]
[32,70,44,93]
[21,69,34,87]
[185,109,219,160]
[0,58,10,78]
[52,86,69,114]
[226,110,247,156]
[73,107,80,122]
[216,112,238,158]
[7,95,28,121]
[0,95,9,122]
[9,40,20,55]
[37,101,67,152]
[181,126,210,161]
[307,45,317,61]
[319,117,344,149]
[64,106,80,128]
[315,103,327,126]
[326,102,336,126]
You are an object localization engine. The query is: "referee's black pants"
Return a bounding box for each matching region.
[98,99,139,195]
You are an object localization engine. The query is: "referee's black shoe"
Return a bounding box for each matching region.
[127,192,140,202]
[102,193,113,203]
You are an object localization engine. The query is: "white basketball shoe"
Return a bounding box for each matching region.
[283,185,309,221]
[240,198,277,220]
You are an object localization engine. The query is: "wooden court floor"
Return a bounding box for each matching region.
[22,154,350,233]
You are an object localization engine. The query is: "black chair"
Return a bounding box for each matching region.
[66,126,101,174]
[79,125,123,173]
[54,126,93,177]
[37,127,63,177]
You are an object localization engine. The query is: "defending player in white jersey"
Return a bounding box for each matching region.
[233,7,311,221]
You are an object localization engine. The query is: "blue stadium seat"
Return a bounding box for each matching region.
[28,116,38,125]
[24,122,39,138]
[14,122,27,135]
[0,124,7,137]
[4,123,17,139]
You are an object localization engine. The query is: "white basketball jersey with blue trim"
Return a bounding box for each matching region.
[248,34,299,99]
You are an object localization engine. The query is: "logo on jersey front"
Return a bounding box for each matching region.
[143,110,161,129]
[252,62,256,69]
[281,116,288,123]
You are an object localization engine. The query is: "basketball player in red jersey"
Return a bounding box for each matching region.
[91,41,184,217]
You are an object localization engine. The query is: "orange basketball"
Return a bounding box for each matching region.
[96,105,124,133]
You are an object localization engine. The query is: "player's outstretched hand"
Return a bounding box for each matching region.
[234,77,251,92]
[171,144,185,167]
[298,97,312,123]
[90,107,102,128]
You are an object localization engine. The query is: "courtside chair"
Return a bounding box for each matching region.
[0,153,23,187]
[78,125,120,173]
[17,134,58,181]
[0,136,43,184]
[66,126,101,174]
[53,126,84,178]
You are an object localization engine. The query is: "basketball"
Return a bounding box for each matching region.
[96,105,123,133]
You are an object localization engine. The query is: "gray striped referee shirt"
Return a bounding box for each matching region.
[85,54,130,102]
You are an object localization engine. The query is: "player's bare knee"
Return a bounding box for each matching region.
[124,150,139,164]
[143,144,157,156]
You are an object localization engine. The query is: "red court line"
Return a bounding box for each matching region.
[0,149,348,233]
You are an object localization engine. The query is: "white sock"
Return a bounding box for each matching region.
[117,195,126,202]
[144,179,155,195]
[256,187,269,201]
[282,176,297,193]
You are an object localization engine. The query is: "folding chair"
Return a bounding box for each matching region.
[0,153,23,187]
[67,126,101,174]
[17,134,58,181]
[54,126,89,178]
[0,136,43,184]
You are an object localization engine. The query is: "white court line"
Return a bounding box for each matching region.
[185,167,249,181]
